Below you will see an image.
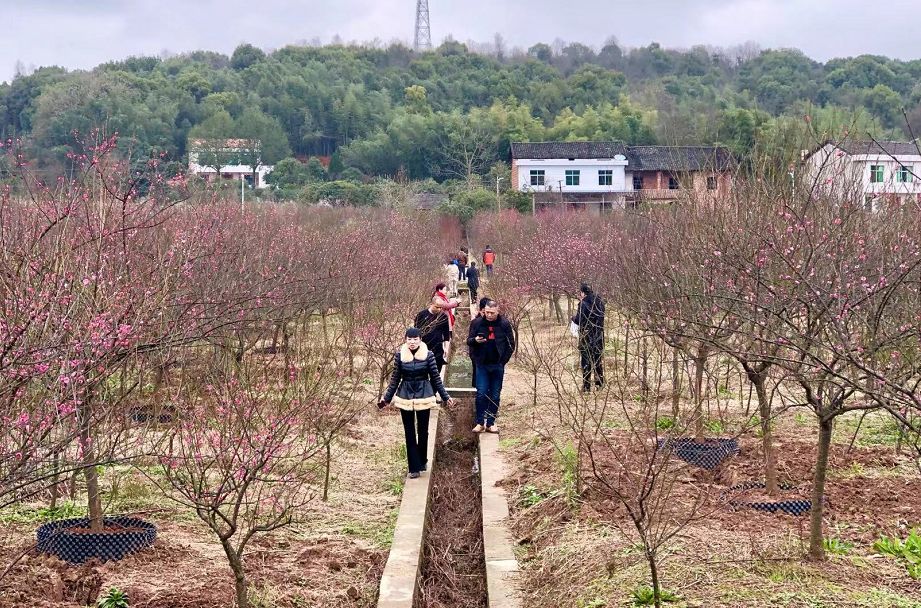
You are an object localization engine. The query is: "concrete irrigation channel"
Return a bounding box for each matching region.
[376,300,521,608]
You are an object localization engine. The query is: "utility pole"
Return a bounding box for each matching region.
[414,0,433,52]
[241,174,245,212]
[496,176,503,211]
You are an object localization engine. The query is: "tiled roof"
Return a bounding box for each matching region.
[511,141,734,171]
[833,140,921,156]
[626,146,735,171]
[189,138,258,149]
[510,141,629,160]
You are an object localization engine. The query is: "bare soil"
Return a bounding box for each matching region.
[495,318,921,608]
[0,410,403,608]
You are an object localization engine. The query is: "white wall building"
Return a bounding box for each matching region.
[188,138,274,188]
[510,142,734,212]
[803,140,921,209]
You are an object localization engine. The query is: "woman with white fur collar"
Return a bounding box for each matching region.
[379,327,456,478]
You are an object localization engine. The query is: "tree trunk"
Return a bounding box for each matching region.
[641,338,649,397]
[623,325,630,378]
[283,324,291,370]
[808,415,834,560]
[671,349,681,418]
[79,398,104,532]
[220,540,248,608]
[753,376,778,496]
[647,550,662,608]
[692,347,708,441]
[50,451,60,510]
[323,441,332,502]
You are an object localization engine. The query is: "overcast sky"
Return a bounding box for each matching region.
[4,0,921,83]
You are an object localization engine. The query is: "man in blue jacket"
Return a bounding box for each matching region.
[467,300,516,433]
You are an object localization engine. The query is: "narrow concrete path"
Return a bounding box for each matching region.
[376,408,439,608]
[478,432,522,608]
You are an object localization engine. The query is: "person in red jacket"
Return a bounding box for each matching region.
[482,245,496,276]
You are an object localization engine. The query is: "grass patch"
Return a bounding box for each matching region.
[341,508,398,548]
[630,585,681,606]
[704,418,726,434]
[499,437,523,449]
[0,500,86,525]
[874,529,921,579]
[823,537,854,556]
[851,588,921,607]
[655,415,677,431]
[381,443,407,496]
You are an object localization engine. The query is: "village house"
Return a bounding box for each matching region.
[188,138,273,188]
[510,141,734,213]
[802,140,921,210]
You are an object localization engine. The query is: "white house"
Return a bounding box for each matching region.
[803,140,921,209]
[188,138,274,188]
[510,141,734,212]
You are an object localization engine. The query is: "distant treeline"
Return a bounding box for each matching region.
[2,39,918,181]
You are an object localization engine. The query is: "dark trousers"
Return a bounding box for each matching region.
[474,363,505,426]
[579,340,604,389]
[459,264,467,280]
[400,408,431,473]
[485,264,493,276]
[469,288,478,304]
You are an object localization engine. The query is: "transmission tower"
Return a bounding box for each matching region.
[414,0,432,52]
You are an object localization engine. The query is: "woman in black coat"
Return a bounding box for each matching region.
[379,327,456,478]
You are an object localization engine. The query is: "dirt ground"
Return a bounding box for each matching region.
[0,409,406,608]
[496,317,921,608]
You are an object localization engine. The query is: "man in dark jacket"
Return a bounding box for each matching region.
[414,297,451,371]
[572,283,605,392]
[467,300,516,433]
[466,261,480,304]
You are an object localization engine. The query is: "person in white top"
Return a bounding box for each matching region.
[445,259,460,297]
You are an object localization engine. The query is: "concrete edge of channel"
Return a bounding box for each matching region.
[375,405,439,608]
[478,432,523,608]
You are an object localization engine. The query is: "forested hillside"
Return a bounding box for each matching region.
[2,39,919,182]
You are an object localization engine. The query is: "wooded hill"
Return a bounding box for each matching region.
[3,39,919,183]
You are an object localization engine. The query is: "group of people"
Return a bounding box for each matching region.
[444,245,495,298]
[379,267,605,480]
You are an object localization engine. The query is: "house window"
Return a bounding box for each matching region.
[864,194,875,211]
[707,176,718,190]
[598,170,613,186]
[870,165,884,183]
[632,174,643,190]
[565,170,580,186]
[668,175,679,190]
[897,165,913,183]
[529,169,545,186]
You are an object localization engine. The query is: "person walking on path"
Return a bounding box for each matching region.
[414,297,451,372]
[379,328,456,478]
[482,245,496,276]
[572,283,606,392]
[433,283,460,336]
[467,300,516,433]
[445,258,460,297]
[458,247,469,281]
[466,261,480,306]
[469,296,489,389]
